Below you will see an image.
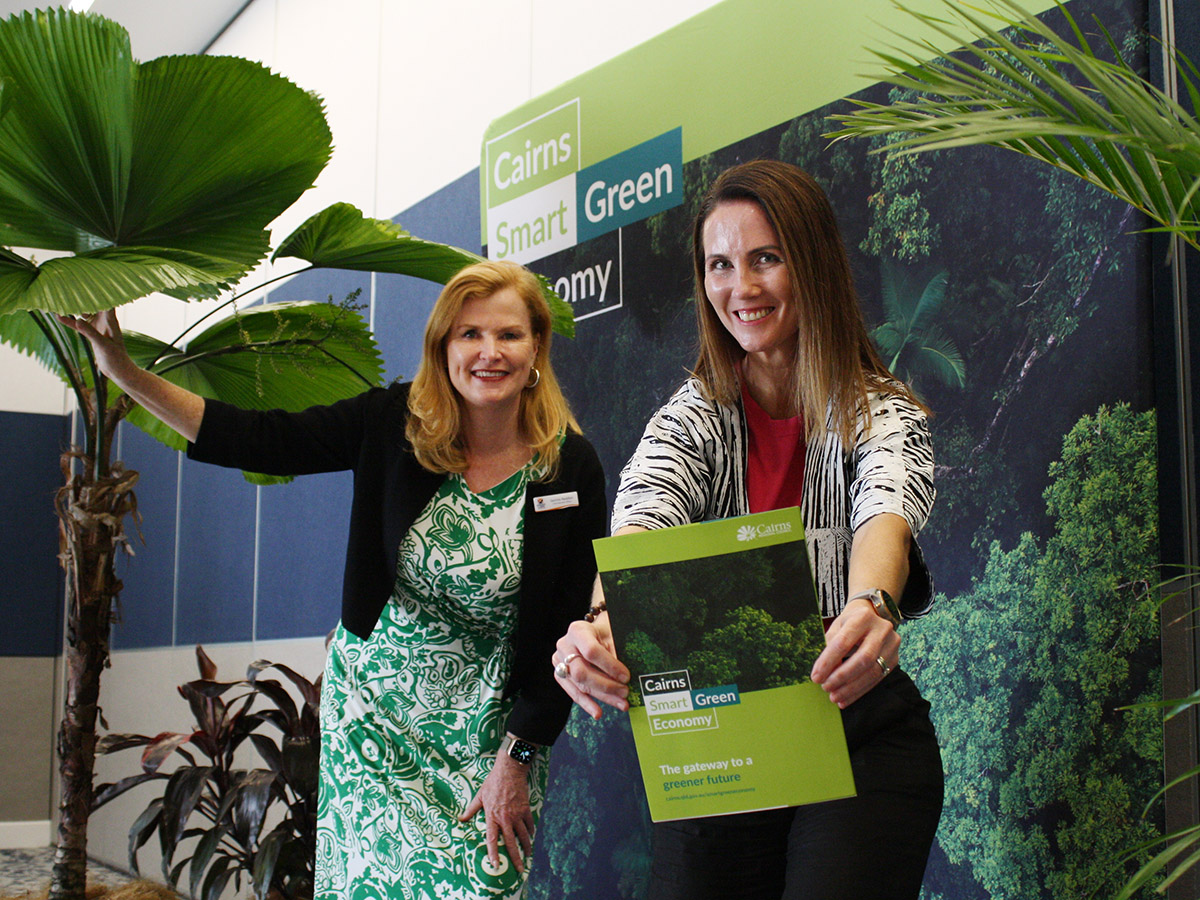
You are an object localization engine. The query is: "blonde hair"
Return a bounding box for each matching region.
[690,160,925,443]
[406,259,579,479]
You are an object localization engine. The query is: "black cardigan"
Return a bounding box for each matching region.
[187,381,607,745]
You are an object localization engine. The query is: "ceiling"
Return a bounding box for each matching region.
[0,0,251,58]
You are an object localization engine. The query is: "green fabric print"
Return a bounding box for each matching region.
[316,466,547,900]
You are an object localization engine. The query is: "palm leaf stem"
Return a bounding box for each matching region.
[92,365,108,479]
[150,266,315,369]
[154,338,377,388]
[28,310,87,408]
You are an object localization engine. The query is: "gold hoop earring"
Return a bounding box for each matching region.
[526,367,541,389]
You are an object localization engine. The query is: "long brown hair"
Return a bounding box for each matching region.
[691,160,924,443]
[406,260,579,478]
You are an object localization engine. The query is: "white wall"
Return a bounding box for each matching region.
[82,0,722,874]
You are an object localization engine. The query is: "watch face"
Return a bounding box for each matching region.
[508,739,536,765]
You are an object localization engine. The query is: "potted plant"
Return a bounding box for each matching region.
[94,647,321,900]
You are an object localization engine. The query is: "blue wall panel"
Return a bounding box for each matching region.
[175,457,256,645]
[112,427,180,648]
[0,410,66,657]
[111,425,179,650]
[255,472,351,641]
[376,169,482,383]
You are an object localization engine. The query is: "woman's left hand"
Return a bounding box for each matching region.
[810,596,900,708]
[459,750,535,875]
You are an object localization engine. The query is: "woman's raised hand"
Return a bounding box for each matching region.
[56,308,206,442]
[56,309,135,379]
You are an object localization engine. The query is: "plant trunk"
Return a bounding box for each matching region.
[49,446,138,900]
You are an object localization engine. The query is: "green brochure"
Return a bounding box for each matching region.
[593,507,855,822]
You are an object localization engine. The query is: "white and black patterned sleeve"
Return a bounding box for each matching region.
[847,390,935,536]
[611,381,741,532]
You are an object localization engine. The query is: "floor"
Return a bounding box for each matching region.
[0,846,135,897]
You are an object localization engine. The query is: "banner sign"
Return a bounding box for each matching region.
[480,0,1059,323]
[484,115,681,265]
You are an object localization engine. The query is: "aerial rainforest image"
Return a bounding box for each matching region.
[525,1,1164,898]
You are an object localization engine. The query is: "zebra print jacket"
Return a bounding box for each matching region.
[611,378,936,619]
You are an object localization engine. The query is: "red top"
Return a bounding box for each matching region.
[742,379,806,514]
[742,380,830,627]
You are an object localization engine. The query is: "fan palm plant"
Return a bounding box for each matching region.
[826,0,1200,250]
[0,10,570,900]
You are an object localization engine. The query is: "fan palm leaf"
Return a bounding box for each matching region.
[873,262,964,388]
[119,300,383,453]
[275,202,576,338]
[908,323,967,388]
[0,8,332,313]
[826,0,1200,248]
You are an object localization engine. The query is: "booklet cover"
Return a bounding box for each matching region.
[593,507,855,822]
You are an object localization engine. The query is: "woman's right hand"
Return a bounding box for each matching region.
[56,309,135,379]
[56,308,206,442]
[553,603,630,719]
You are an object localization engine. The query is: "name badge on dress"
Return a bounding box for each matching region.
[534,491,579,512]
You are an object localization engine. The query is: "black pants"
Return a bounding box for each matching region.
[648,670,944,900]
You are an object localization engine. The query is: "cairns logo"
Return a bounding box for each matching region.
[737,522,794,542]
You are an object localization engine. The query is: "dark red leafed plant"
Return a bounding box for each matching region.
[92,646,321,900]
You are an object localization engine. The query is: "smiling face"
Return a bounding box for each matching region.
[444,287,538,415]
[701,199,799,367]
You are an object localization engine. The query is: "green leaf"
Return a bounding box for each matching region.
[231,769,277,848]
[0,248,36,311]
[92,771,167,810]
[0,9,332,309]
[827,0,1200,249]
[1114,824,1200,899]
[252,826,287,900]
[159,764,215,879]
[274,202,576,338]
[0,309,78,381]
[0,247,248,316]
[200,854,234,900]
[125,54,329,272]
[122,299,385,455]
[189,824,225,900]
[0,9,134,252]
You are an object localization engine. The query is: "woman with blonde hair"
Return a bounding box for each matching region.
[552,161,943,899]
[62,259,606,900]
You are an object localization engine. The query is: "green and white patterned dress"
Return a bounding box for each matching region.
[316,465,548,900]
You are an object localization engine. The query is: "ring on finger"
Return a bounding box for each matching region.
[876,655,891,677]
[553,652,580,680]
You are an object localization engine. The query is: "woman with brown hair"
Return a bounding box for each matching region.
[61,259,606,900]
[552,160,943,899]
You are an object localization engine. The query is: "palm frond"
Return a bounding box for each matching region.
[122,300,384,453]
[912,325,967,388]
[0,9,332,310]
[911,269,950,334]
[274,203,576,339]
[826,0,1200,248]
